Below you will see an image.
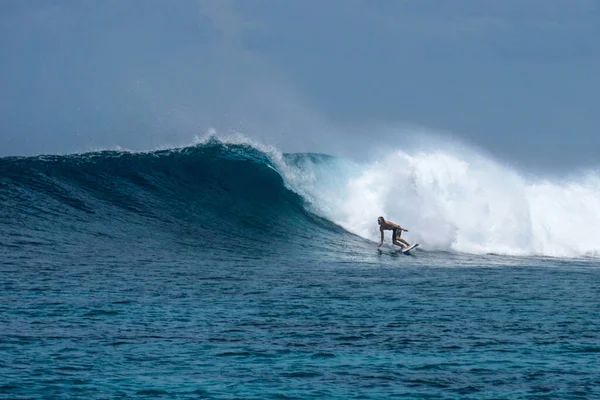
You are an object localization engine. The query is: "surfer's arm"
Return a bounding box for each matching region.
[378,230,384,247]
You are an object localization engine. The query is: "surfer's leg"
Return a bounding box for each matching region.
[396,237,411,247]
[392,241,405,249]
[393,239,403,248]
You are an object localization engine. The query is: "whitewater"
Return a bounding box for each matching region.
[241,135,600,259]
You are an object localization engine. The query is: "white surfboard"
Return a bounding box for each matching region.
[401,243,419,254]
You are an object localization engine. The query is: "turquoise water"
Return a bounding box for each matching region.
[2,142,599,398]
[2,251,599,399]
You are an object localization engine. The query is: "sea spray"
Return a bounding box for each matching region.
[276,145,600,258]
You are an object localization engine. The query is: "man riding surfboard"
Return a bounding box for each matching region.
[377,216,412,249]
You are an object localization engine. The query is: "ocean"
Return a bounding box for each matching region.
[2,137,599,399]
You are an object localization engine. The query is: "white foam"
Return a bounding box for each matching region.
[277,146,600,258]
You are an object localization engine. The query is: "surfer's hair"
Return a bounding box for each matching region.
[378,216,384,221]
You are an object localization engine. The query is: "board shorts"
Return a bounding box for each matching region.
[392,228,401,243]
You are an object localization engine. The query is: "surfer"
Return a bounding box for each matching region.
[377,216,411,249]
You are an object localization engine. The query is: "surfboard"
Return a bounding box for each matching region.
[401,243,419,254]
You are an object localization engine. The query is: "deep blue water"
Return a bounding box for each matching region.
[2,141,599,399]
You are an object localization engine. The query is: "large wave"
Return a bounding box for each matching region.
[2,135,599,258]
[0,137,346,256]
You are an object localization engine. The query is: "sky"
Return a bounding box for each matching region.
[1,0,599,171]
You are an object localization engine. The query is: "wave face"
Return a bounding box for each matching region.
[0,138,346,258]
[2,136,600,258]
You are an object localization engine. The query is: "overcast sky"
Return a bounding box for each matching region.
[1,0,599,171]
